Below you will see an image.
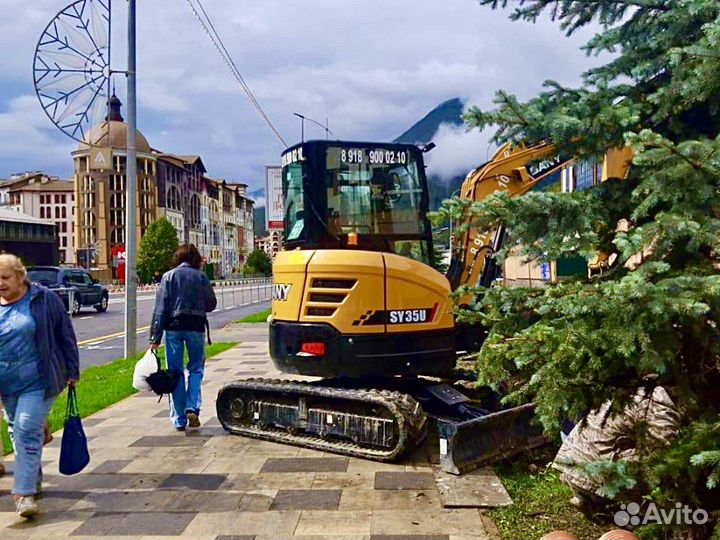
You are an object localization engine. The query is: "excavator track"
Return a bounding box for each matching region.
[216,378,427,461]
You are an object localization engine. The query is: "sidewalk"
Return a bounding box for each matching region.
[0,323,502,539]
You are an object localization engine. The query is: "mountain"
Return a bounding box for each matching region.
[395,98,466,210]
[394,98,464,145]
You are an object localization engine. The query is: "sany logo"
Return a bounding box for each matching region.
[272,283,292,301]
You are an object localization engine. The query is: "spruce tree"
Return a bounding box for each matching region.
[437,1,720,536]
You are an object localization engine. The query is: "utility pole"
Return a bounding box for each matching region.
[124,0,138,359]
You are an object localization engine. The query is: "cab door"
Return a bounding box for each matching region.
[80,271,101,304]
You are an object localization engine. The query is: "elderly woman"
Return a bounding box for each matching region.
[0,254,79,518]
[150,244,216,431]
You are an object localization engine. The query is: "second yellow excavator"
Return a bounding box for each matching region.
[217,139,631,473]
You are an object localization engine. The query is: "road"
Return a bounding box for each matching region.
[74,282,271,369]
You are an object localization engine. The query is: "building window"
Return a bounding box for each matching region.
[40,207,45,218]
[62,206,67,219]
[55,206,60,219]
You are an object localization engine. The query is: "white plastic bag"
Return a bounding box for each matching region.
[132,349,157,391]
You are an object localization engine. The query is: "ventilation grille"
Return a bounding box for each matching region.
[307,307,337,317]
[305,278,357,318]
[312,278,355,289]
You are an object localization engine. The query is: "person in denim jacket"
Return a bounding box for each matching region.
[149,244,217,431]
[0,253,79,518]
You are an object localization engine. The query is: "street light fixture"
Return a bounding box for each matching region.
[293,112,333,142]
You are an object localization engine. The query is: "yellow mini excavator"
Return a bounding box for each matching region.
[217,139,631,473]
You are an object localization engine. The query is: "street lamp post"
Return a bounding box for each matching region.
[293,112,333,142]
[124,0,138,359]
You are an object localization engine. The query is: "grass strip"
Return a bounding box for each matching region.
[489,446,606,540]
[236,307,271,323]
[1,341,237,454]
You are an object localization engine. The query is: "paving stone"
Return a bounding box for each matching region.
[370,509,489,537]
[240,360,268,364]
[234,371,268,376]
[371,536,449,540]
[201,457,268,474]
[130,435,210,447]
[269,489,341,510]
[184,426,225,438]
[339,489,441,511]
[153,410,171,418]
[294,510,372,536]
[81,417,107,427]
[312,472,375,490]
[43,473,163,491]
[183,510,301,537]
[435,468,512,508]
[71,512,196,536]
[71,490,181,513]
[213,368,232,372]
[0,490,85,512]
[236,491,276,512]
[215,536,255,540]
[164,490,243,512]
[0,510,94,538]
[159,473,227,490]
[374,472,436,490]
[221,473,316,491]
[90,460,133,474]
[261,457,348,473]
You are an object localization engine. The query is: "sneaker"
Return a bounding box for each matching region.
[0,462,5,477]
[15,496,39,518]
[186,412,201,428]
[175,425,186,432]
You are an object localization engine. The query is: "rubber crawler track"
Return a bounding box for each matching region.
[216,378,427,461]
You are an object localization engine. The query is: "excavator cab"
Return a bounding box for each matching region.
[271,140,456,379]
[281,140,434,264]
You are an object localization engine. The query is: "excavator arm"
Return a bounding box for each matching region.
[448,143,632,297]
[448,142,568,292]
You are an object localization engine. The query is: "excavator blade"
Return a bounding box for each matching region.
[435,402,547,475]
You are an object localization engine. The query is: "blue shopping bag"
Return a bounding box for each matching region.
[59,386,90,475]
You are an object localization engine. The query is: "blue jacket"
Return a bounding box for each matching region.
[29,283,80,398]
[149,263,217,344]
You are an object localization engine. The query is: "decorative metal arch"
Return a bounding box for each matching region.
[33,0,111,145]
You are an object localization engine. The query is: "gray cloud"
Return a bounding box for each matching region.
[2,0,604,189]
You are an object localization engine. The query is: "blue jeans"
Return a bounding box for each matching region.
[165,331,206,428]
[2,388,56,495]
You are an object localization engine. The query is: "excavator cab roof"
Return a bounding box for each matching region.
[280,140,434,264]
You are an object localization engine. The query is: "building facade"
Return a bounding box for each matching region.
[255,230,283,260]
[72,95,255,281]
[0,208,59,266]
[0,173,75,264]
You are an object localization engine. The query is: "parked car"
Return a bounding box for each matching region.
[27,266,109,316]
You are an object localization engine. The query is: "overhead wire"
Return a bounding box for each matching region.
[185,0,287,147]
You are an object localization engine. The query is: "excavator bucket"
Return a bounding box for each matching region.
[435,402,547,475]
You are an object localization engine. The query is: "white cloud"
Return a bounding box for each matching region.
[425,122,492,181]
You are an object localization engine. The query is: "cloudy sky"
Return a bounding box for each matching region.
[1,0,604,195]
